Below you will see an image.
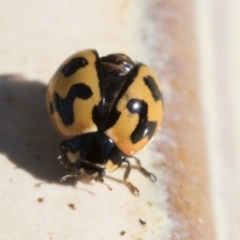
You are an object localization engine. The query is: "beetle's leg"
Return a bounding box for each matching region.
[60,173,79,182]
[131,156,157,182]
[96,178,112,191]
[123,159,140,196]
[57,155,75,172]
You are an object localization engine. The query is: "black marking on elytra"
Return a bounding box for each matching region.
[93,50,103,90]
[114,63,142,103]
[104,64,142,130]
[100,54,135,126]
[92,102,103,130]
[127,98,157,144]
[49,102,54,114]
[62,57,88,77]
[103,107,121,131]
[143,75,162,101]
[52,83,93,125]
[92,50,105,128]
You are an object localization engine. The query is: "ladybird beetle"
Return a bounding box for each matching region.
[46,49,164,195]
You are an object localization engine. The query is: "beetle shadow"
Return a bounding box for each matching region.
[0,74,76,185]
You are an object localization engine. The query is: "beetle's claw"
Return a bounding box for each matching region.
[124,181,140,196]
[149,173,157,182]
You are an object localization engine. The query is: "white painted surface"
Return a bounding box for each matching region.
[195,0,240,239]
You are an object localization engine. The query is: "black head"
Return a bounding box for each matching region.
[59,132,123,182]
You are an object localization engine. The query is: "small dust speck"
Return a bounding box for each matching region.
[139,219,146,225]
[68,203,76,210]
[147,202,153,207]
[120,231,126,236]
[38,198,44,202]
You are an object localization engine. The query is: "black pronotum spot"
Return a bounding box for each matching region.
[62,57,88,77]
[52,83,93,125]
[127,98,157,144]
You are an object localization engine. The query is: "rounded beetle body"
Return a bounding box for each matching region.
[46,49,164,194]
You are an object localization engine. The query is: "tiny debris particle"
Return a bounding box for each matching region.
[68,203,76,210]
[38,198,44,202]
[147,202,153,207]
[120,231,126,236]
[139,219,146,225]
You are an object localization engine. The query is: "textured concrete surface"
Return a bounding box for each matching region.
[1,0,229,239]
[0,1,171,240]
